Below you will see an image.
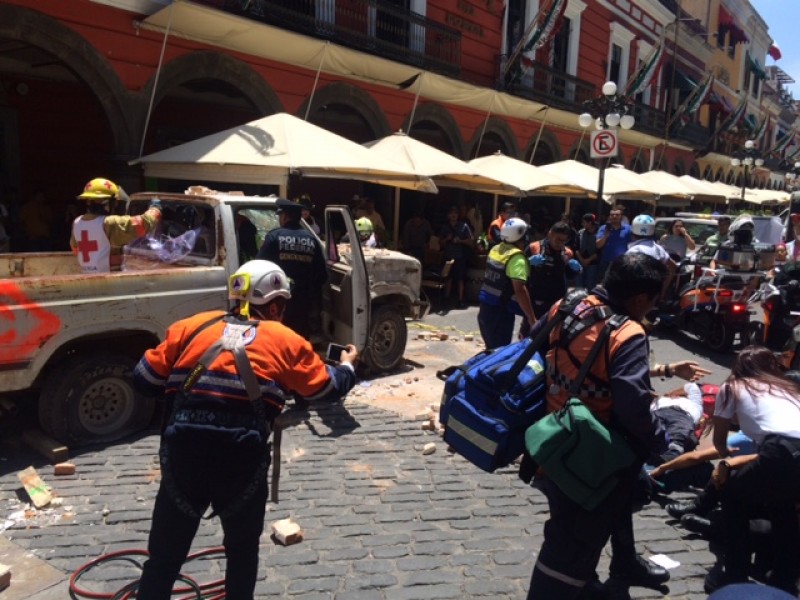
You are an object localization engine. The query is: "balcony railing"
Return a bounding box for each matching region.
[194,0,461,78]
[498,58,595,112]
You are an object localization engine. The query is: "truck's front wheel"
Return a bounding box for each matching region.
[362,305,407,372]
[38,354,155,446]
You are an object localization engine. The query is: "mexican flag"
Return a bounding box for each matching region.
[624,34,665,96]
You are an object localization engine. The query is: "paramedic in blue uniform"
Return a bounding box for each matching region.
[257,198,327,339]
[133,260,358,599]
[525,253,670,599]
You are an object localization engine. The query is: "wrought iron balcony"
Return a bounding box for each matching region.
[498,57,595,112]
[195,0,461,78]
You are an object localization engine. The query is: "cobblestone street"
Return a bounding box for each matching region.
[0,312,722,599]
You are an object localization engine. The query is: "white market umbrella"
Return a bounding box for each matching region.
[539,160,656,199]
[364,133,520,243]
[467,152,592,196]
[637,170,698,198]
[678,176,732,203]
[741,188,790,206]
[131,112,437,193]
[365,132,517,194]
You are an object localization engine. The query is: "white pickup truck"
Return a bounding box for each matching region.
[0,189,427,445]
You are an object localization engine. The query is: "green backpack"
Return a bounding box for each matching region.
[524,313,637,511]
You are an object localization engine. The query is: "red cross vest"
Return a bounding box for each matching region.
[72,216,111,273]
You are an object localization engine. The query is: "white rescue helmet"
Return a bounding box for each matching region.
[229,260,292,318]
[729,215,755,245]
[500,217,528,243]
[631,214,656,237]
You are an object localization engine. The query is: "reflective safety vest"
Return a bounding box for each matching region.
[545,294,644,422]
[479,243,524,311]
[72,216,111,273]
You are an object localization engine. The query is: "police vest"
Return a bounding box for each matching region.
[73,216,111,273]
[527,239,570,304]
[479,243,523,310]
[544,295,645,422]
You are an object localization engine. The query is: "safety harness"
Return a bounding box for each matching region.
[547,301,629,398]
[160,314,271,521]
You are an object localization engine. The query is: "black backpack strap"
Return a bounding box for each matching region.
[499,288,588,393]
[567,313,629,396]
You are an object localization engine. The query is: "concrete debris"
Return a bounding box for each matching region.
[54,462,76,476]
[271,517,303,545]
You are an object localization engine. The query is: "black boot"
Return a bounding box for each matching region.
[680,514,719,538]
[609,555,670,589]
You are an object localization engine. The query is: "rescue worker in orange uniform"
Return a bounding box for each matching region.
[486,201,517,248]
[133,260,358,599]
[525,253,669,599]
[70,177,161,273]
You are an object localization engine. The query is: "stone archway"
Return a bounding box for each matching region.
[0,5,133,158]
[141,51,282,128]
[300,81,390,142]
[523,128,561,165]
[403,103,465,158]
[467,116,519,159]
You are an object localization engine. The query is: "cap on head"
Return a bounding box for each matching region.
[500,217,528,243]
[631,214,656,237]
[78,178,119,202]
[276,198,302,216]
[229,260,292,319]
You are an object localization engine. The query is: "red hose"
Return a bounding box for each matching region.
[69,547,228,599]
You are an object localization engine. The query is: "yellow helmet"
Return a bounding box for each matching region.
[78,178,119,201]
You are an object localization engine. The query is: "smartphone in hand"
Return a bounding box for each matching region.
[326,343,348,363]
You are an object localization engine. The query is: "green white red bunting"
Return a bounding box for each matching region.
[771,129,795,156]
[624,34,665,96]
[684,74,714,116]
[719,96,747,135]
[518,0,567,73]
[751,114,768,143]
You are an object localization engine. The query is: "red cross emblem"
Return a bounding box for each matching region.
[77,230,99,262]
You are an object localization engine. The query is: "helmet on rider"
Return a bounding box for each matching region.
[355,217,374,242]
[631,214,656,238]
[729,216,755,246]
[500,217,528,243]
[228,260,292,318]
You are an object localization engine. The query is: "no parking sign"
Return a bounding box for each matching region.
[590,129,618,158]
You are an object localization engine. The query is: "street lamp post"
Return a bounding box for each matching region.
[578,81,636,216]
[730,139,765,204]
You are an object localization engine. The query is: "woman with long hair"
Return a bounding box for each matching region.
[658,218,696,261]
[707,346,800,594]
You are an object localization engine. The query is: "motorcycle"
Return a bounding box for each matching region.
[658,265,757,352]
[747,266,800,368]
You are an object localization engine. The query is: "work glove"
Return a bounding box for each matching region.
[529,254,545,267]
[567,258,582,273]
[149,198,162,211]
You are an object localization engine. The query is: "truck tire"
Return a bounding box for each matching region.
[362,305,407,372]
[38,353,155,447]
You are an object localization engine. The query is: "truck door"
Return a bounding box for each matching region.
[323,206,370,353]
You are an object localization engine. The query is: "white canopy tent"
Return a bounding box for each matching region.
[130,112,438,195]
[539,160,656,200]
